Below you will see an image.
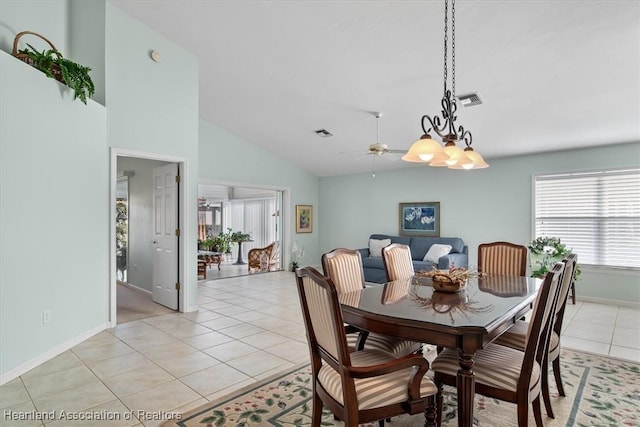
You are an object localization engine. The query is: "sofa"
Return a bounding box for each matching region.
[357,233,469,283]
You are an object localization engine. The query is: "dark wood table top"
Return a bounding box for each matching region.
[340,274,542,352]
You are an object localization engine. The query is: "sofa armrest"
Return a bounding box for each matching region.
[437,252,469,269]
[357,248,370,259]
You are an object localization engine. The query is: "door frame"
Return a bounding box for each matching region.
[109,148,189,327]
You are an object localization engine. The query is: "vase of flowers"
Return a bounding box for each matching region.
[528,236,579,279]
[290,241,304,272]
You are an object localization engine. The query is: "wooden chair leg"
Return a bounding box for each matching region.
[311,393,323,427]
[570,280,576,304]
[553,357,566,396]
[517,398,530,427]
[532,396,543,427]
[542,370,555,418]
[424,394,437,427]
[436,383,443,427]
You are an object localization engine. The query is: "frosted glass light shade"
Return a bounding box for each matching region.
[402,134,444,163]
[448,148,490,169]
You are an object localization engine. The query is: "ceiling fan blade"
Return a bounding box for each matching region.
[386,149,406,154]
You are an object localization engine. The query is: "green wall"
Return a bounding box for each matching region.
[0,51,108,378]
[106,2,200,309]
[319,143,640,303]
[199,120,320,269]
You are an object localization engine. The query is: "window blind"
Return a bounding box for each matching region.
[534,168,640,269]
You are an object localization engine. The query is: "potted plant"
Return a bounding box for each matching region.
[528,237,581,279]
[290,241,304,272]
[13,32,95,104]
[229,230,252,242]
[209,234,230,253]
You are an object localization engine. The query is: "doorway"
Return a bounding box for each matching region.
[198,182,285,280]
[110,149,187,326]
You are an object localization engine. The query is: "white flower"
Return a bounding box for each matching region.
[421,216,435,225]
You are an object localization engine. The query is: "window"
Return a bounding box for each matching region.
[533,168,640,269]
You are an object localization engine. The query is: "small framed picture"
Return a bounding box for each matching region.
[296,204,313,233]
[399,202,440,237]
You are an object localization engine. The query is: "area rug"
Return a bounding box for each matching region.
[164,349,639,426]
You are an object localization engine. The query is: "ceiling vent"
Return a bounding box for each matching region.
[314,129,333,137]
[456,92,483,107]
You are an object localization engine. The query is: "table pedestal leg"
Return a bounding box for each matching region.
[234,241,246,265]
[457,350,475,427]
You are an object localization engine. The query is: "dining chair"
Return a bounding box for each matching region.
[382,243,415,281]
[494,254,577,418]
[432,262,564,427]
[295,266,438,427]
[321,248,422,357]
[478,241,528,276]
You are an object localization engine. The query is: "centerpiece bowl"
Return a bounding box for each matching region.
[416,267,478,293]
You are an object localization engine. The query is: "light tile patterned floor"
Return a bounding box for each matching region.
[1,271,638,426]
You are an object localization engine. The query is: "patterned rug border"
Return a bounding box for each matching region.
[164,363,310,427]
[164,349,640,427]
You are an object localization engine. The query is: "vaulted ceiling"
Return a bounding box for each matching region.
[110,0,640,177]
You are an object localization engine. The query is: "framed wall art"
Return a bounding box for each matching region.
[399,202,440,237]
[295,204,313,233]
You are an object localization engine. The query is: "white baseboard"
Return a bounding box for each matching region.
[578,295,640,308]
[0,322,109,386]
[120,281,151,295]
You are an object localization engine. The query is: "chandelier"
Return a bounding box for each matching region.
[402,0,489,169]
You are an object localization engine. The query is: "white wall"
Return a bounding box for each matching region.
[319,142,640,303]
[199,119,320,270]
[0,0,69,55]
[0,51,108,379]
[69,0,106,105]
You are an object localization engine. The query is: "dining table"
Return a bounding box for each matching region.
[339,274,542,427]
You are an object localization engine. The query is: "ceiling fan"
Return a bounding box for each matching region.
[360,112,405,158]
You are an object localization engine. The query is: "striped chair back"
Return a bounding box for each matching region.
[524,263,564,368]
[295,267,350,367]
[478,241,528,276]
[321,248,366,293]
[382,244,414,281]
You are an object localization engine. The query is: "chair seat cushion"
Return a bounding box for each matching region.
[495,321,560,359]
[432,344,541,400]
[346,333,422,358]
[318,349,437,410]
[494,320,528,350]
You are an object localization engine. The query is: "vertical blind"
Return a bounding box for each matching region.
[534,168,640,269]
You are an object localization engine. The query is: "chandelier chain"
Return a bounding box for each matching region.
[452,0,456,99]
[443,0,448,96]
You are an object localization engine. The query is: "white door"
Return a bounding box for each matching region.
[152,163,179,309]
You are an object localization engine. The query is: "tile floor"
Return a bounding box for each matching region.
[1,271,639,427]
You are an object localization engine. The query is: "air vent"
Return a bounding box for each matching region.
[456,92,483,107]
[314,129,333,137]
